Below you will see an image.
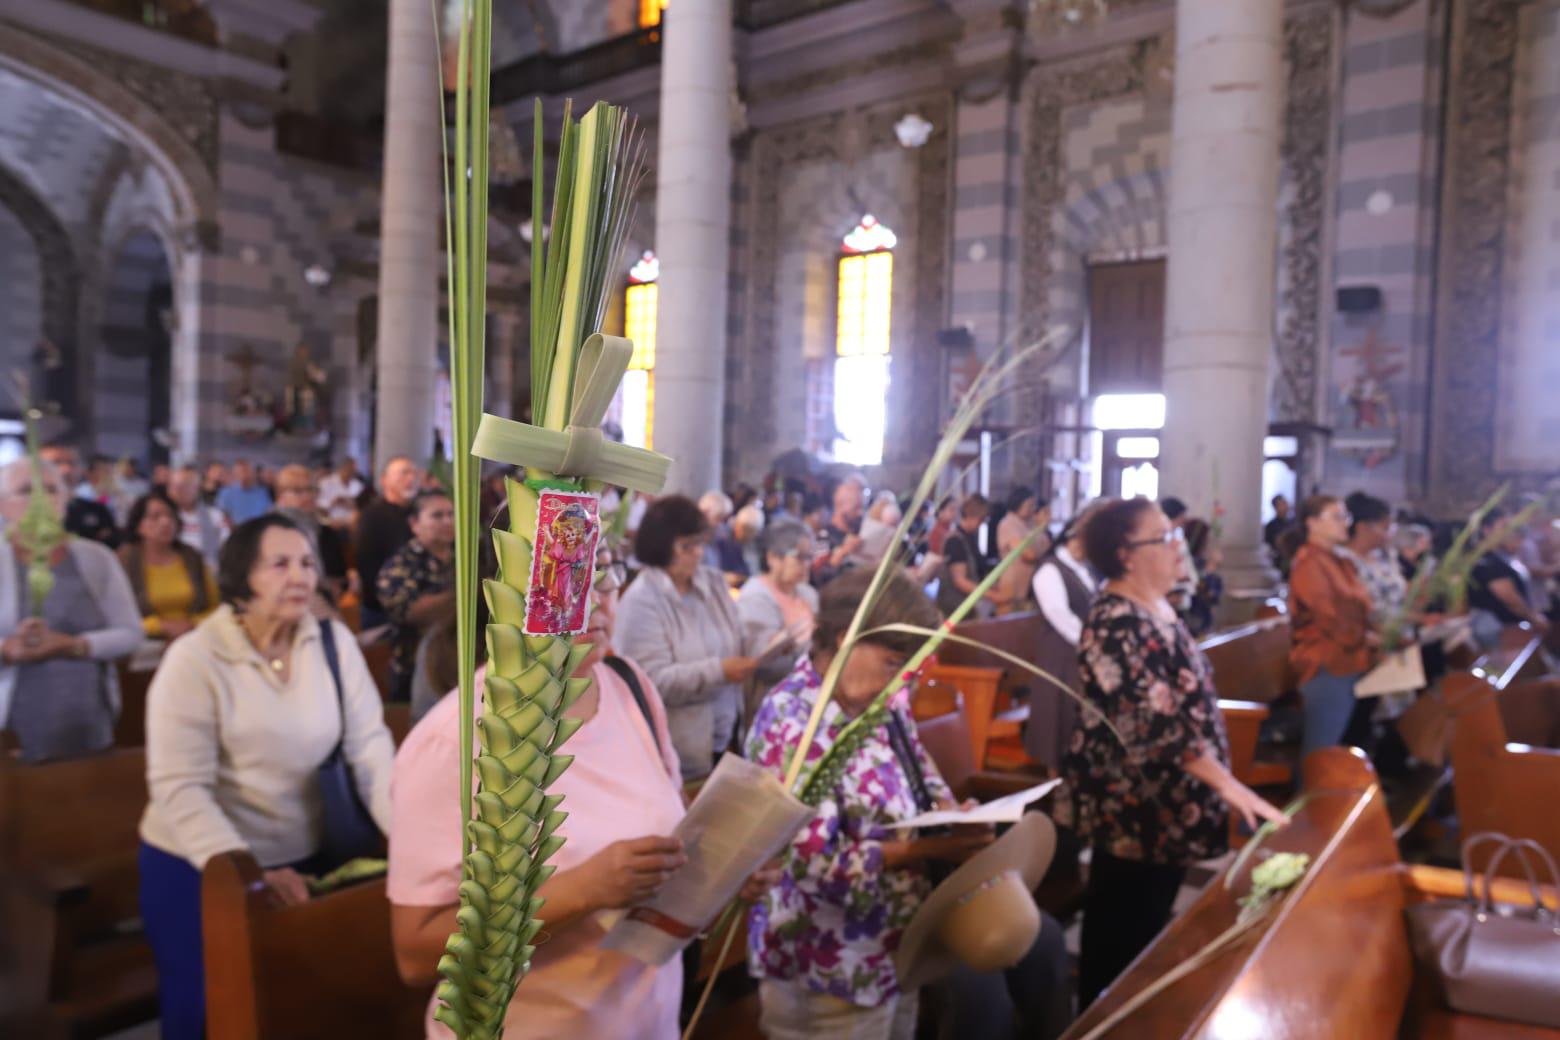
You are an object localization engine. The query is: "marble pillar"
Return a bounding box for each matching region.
[373,0,441,469]
[1159,0,1284,582]
[652,0,733,496]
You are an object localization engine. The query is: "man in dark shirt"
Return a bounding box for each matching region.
[938,493,993,614]
[811,475,866,586]
[40,444,118,547]
[1263,494,1293,554]
[1468,509,1550,644]
[355,455,423,629]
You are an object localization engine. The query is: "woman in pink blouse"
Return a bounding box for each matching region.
[386,557,690,1039]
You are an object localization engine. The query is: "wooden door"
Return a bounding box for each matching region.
[1087,259,1165,394]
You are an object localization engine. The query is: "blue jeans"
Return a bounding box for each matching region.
[1300,668,1368,759]
[139,842,206,1040]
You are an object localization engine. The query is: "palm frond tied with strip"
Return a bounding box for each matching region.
[433,1,663,1033]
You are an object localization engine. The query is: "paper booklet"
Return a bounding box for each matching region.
[1355,645,1426,698]
[602,752,814,966]
[888,778,1062,830]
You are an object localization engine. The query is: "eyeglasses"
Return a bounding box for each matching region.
[673,534,710,554]
[1125,529,1177,550]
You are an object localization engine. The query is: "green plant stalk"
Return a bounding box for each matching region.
[779,332,1067,792]
[15,403,64,615]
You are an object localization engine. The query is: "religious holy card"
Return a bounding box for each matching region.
[523,490,601,637]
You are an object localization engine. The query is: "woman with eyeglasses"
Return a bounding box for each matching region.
[1288,494,1378,759]
[738,517,819,695]
[1059,497,1284,1008]
[616,494,757,782]
[389,545,753,1039]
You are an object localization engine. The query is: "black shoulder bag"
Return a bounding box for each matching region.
[315,620,384,871]
[603,654,657,734]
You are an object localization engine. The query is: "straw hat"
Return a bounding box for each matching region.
[894,813,1057,991]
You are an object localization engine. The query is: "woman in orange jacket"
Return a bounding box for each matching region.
[1288,494,1378,758]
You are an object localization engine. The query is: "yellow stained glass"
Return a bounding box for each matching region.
[625,282,657,370]
[639,0,668,28]
[836,250,892,357]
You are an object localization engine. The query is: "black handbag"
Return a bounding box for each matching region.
[1404,831,1560,1028]
[314,620,384,872]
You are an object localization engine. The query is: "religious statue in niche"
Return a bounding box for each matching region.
[224,344,277,440]
[282,342,328,434]
[1334,328,1404,469]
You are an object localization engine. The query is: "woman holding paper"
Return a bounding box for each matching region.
[617,494,757,781]
[388,555,692,1038]
[1288,494,1379,758]
[738,518,820,693]
[746,568,1067,1039]
[1060,498,1285,1009]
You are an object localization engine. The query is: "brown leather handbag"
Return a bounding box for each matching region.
[1405,832,1560,1028]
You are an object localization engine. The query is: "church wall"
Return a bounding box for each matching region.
[0,205,43,403]
[196,112,379,466]
[1320,0,1444,509]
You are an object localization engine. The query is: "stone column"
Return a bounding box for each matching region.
[1158,0,1284,584]
[373,0,441,469]
[652,0,733,495]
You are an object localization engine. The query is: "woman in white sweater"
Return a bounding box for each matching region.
[138,514,394,1040]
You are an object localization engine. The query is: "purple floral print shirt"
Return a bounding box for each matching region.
[744,656,952,1007]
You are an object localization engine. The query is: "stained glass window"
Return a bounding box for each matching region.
[621,251,658,449]
[639,0,668,29]
[834,217,895,465]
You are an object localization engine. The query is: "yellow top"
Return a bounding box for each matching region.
[142,557,219,637]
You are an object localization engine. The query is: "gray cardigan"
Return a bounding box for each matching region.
[615,565,750,781]
[736,575,818,688]
[0,537,145,726]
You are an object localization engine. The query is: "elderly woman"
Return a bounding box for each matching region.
[1288,494,1378,757]
[138,515,394,1039]
[747,567,1070,1039]
[0,457,143,762]
[616,494,756,782]
[119,490,220,640]
[1062,497,1284,1008]
[738,518,819,693]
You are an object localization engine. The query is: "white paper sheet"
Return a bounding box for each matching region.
[1355,645,1426,698]
[601,752,814,966]
[887,778,1062,830]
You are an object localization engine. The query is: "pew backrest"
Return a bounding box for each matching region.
[202,851,426,1040]
[1198,616,1293,703]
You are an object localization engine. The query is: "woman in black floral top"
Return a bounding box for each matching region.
[1060,498,1285,1008]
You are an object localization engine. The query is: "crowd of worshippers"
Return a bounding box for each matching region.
[4,444,1559,1040]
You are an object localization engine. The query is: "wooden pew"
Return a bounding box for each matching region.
[919,662,1006,769]
[1446,636,1560,878]
[202,851,426,1040]
[0,747,155,1039]
[1063,748,1559,1039]
[113,661,157,748]
[1199,616,1295,788]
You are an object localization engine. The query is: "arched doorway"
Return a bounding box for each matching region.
[96,229,173,464]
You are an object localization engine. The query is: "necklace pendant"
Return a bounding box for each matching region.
[270,657,285,672]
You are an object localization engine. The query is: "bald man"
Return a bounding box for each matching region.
[355,456,423,628]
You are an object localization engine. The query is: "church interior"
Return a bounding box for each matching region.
[1,0,1558,1038]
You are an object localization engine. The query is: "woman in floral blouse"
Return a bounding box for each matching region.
[746,567,1001,1039]
[1060,497,1285,1008]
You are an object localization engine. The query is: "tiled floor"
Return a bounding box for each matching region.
[103,1023,159,1039]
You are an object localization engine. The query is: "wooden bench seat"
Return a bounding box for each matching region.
[1062,747,1560,1039]
[1446,636,1560,877]
[0,746,155,1039]
[202,851,426,1040]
